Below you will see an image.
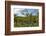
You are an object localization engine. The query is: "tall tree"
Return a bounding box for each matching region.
[21,9,30,24]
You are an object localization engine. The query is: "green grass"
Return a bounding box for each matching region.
[14,23,39,27]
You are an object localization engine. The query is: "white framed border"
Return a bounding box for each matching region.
[11,5,42,31]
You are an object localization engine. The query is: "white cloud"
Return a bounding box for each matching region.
[14,8,24,14]
[14,8,25,17]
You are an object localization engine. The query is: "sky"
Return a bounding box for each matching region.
[14,8,39,17]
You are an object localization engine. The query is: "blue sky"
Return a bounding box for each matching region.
[14,8,39,17]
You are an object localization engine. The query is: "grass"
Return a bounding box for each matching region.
[14,23,39,27]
